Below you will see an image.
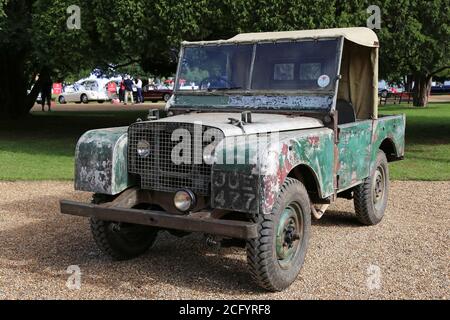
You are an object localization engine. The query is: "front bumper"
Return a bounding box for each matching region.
[60,200,258,239]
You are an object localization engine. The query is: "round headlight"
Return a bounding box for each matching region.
[137,140,151,158]
[174,190,196,212]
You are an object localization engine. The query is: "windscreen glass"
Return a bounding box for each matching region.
[177,44,253,91]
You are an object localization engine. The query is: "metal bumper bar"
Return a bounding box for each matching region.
[60,200,258,239]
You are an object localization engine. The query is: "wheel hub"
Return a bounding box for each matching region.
[276,205,302,268]
[372,166,386,210]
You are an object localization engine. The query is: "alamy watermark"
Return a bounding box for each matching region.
[367,5,381,30]
[66,5,81,30]
[66,265,82,290]
[155,121,281,171]
[366,264,382,290]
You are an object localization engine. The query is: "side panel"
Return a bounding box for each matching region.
[259,129,335,214]
[337,120,372,190]
[211,128,335,215]
[75,127,135,195]
[371,114,406,168]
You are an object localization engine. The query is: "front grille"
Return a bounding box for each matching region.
[128,121,224,195]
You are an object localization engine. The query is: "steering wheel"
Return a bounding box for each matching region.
[198,76,234,90]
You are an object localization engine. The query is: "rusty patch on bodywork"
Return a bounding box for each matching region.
[211,128,334,215]
[308,136,320,146]
[258,129,334,214]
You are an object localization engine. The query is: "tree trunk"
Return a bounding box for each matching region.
[412,74,431,107]
[0,51,38,119]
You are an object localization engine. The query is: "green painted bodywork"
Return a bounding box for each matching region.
[212,127,335,214]
[337,115,406,191]
[74,127,135,195]
[211,114,405,215]
[371,115,406,170]
[337,120,372,189]
[73,115,405,216]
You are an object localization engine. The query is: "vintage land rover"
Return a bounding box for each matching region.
[61,27,405,291]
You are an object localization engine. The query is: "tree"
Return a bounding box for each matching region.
[0,0,220,118]
[1,0,448,118]
[377,0,449,106]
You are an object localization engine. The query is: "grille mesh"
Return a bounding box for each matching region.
[128,121,223,195]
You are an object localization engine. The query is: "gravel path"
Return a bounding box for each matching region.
[0,181,448,300]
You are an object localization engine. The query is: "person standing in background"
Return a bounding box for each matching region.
[119,77,125,102]
[124,76,134,105]
[136,77,143,103]
[40,67,53,112]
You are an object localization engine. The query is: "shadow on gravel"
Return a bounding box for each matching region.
[312,210,361,227]
[0,195,365,295]
[0,196,266,295]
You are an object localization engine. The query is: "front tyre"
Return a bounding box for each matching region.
[89,195,158,260]
[58,95,66,104]
[353,151,389,225]
[246,178,311,291]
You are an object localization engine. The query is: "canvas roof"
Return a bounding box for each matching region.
[183,27,379,48]
[181,27,380,119]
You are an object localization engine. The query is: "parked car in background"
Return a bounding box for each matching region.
[378,80,405,97]
[57,80,110,104]
[431,81,450,94]
[142,84,173,102]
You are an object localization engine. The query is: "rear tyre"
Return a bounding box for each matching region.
[89,195,158,260]
[246,178,311,291]
[353,151,389,225]
[81,94,89,104]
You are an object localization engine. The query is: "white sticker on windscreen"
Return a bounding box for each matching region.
[317,75,330,88]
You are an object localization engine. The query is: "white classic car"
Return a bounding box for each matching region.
[57,80,110,104]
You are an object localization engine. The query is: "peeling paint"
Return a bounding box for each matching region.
[174,94,333,111]
[75,127,134,195]
[212,128,334,214]
[210,114,405,215]
[337,120,372,188]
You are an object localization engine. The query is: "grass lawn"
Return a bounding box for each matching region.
[0,110,147,180]
[0,103,449,181]
[380,102,450,180]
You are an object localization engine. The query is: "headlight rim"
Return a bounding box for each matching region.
[173,189,196,212]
